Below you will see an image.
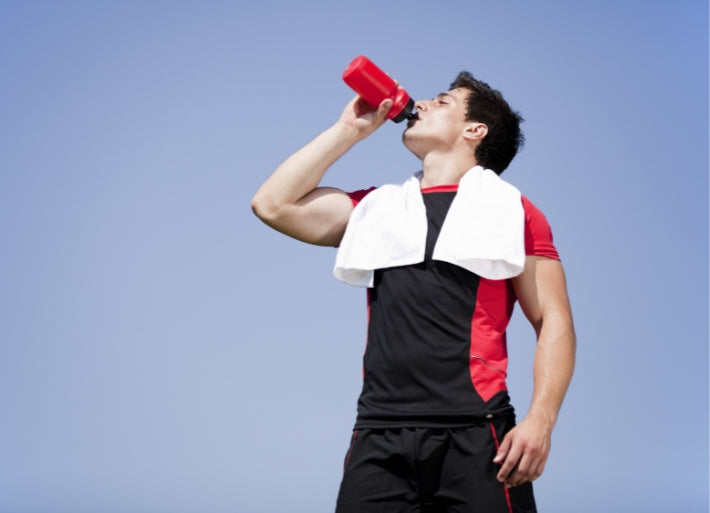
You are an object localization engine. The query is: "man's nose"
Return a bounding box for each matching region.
[414,99,428,112]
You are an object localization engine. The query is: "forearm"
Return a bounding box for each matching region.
[251,122,360,220]
[252,95,392,226]
[251,96,392,246]
[495,248,575,487]
[526,315,576,428]
[493,313,575,487]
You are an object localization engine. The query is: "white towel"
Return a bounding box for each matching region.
[333,166,525,287]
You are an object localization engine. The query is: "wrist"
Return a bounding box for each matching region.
[525,407,557,431]
[331,120,368,144]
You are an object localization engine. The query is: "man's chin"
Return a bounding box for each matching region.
[402,126,417,141]
[401,134,425,159]
[401,129,413,147]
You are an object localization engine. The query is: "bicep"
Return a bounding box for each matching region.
[512,256,573,335]
[265,186,354,247]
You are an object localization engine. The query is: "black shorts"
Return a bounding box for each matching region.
[335,417,537,513]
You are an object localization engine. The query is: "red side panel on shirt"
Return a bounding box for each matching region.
[469,278,516,401]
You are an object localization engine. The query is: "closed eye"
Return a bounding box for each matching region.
[434,92,453,105]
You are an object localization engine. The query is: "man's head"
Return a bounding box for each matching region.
[449,72,524,175]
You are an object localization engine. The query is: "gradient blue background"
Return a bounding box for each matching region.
[1,1,708,512]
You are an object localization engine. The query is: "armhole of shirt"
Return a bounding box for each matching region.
[348,187,377,207]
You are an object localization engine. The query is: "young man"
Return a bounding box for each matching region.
[252,71,576,513]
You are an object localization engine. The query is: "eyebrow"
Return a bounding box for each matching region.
[434,92,454,101]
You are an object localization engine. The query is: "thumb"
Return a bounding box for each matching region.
[377,98,393,119]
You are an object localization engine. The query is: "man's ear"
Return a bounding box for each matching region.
[463,122,488,142]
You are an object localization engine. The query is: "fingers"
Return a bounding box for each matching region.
[348,95,373,117]
[494,433,518,484]
[336,94,394,141]
[492,431,511,466]
[501,450,544,488]
[493,429,548,488]
[345,94,391,117]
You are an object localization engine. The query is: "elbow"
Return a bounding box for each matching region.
[250,194,264,220]
[251,191,278,224]
[251,192,293,233]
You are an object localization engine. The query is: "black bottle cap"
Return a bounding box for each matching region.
[391,98,415,123]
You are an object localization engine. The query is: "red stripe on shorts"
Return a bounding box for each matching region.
[343,430,358,473]
[489,423,513,513]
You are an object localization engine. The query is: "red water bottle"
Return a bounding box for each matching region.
[342,56,416,123]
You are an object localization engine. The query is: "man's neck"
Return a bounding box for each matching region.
[419,152,478,188]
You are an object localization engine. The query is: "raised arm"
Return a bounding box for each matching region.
[251,95,393,247]
[494,256,577,488]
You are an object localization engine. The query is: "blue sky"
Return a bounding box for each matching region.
[0,1,707,512]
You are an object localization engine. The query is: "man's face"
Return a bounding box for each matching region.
[402,87,471,158]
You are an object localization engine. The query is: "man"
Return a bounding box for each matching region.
[251,70,576,513]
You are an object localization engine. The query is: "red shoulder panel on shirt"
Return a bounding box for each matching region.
[522,195,559,259]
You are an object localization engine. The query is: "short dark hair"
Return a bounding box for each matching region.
[450,72,524,175]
